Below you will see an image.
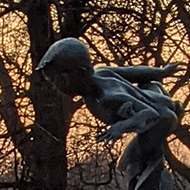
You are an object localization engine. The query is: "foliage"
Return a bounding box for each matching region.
[0,0,190,189]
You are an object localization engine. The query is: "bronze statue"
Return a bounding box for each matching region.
[36,38,183,190]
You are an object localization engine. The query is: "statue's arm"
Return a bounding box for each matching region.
[97,93,160,142]
[97,107,159,142]
[102,64,178,83]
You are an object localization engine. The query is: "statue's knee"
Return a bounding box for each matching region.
[174,100,184,120]
[161,108,178,133]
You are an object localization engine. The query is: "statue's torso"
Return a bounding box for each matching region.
[83,70,175,125]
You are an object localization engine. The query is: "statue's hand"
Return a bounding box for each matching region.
[163,63,183,77]
[96,122,124,143]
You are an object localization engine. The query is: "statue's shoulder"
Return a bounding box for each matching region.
[95,67,116,77]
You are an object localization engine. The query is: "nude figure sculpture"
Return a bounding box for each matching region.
[36,38,183,190]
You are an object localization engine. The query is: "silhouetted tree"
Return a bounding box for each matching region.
[0,0,190,189]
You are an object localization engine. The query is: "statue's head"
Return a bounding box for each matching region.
[36,37,93,73]
[36,38,93,95]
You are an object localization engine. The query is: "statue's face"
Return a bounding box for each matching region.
[44,63,91,96]
[54,70,76,95]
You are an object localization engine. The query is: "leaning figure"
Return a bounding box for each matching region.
[36,38,183,190]
[36,38,180,139]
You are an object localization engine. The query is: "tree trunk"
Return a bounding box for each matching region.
[25,1,70,189]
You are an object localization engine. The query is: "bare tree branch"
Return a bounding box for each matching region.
[165,143,190,183]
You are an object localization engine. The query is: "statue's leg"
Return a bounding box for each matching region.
[117,135,166,190]
[134,157,163,190]
[160,169,173,190]
[117,136,143,190]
